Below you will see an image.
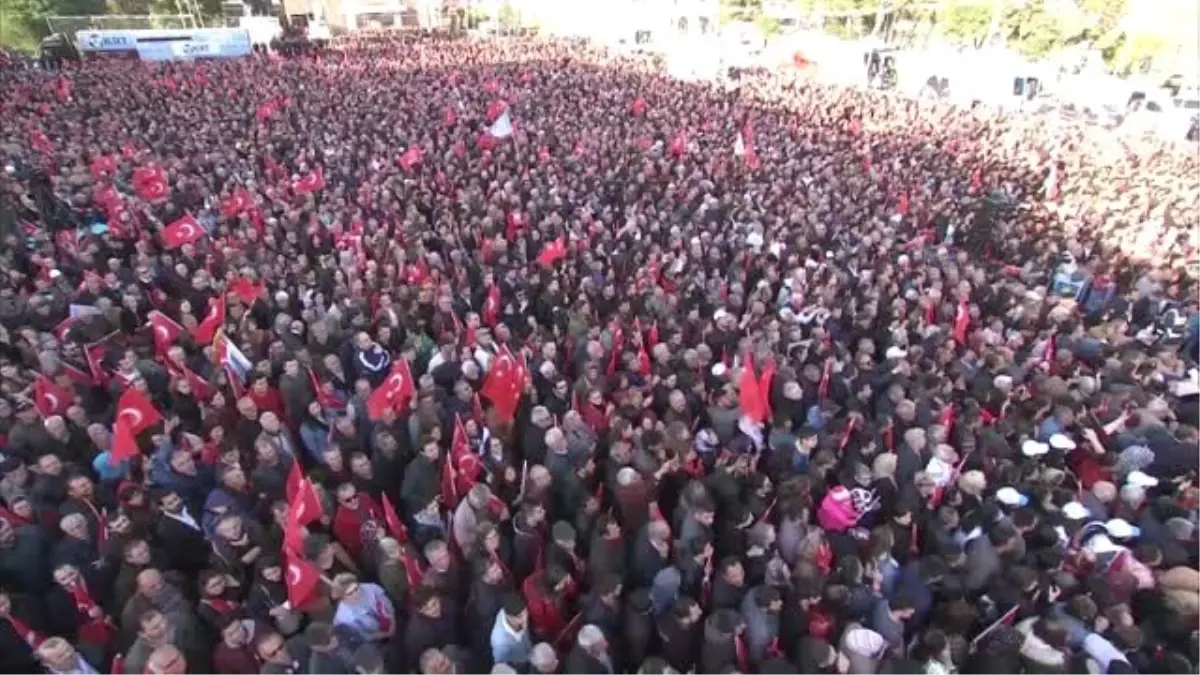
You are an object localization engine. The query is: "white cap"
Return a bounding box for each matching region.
[1104,518,1141,539]
[713,309,729,322]
[884,346,908,360]
[745,231,764,249]
[1062,502,1091,520]
[996,487,1028,507]
[1021,439,1050,457]
[1125,471,1159,488]
[711,363,728,377]
[1048,433,1076,450]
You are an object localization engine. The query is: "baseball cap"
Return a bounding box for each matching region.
[1125,471,1159,488]
[996,487,1029,508]
[1061,502,1091,520]
[1048,434,1076,451]
[1104,518,1141,540]
[1021,439,1050,457]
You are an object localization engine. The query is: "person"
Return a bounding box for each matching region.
[490,594,533,668]
[0,30,1197,675]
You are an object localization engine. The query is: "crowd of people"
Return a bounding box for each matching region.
[0,29,1197,675]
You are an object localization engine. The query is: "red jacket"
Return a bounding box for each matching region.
[332,494,383,560]
[522,571,566,641]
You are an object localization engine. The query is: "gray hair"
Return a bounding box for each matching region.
[577,624,605,650]
[490,665,518,674]
[530,643,557,670]
[377,537,401,559]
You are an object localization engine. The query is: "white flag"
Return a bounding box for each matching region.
[734,133,746,157]
[489,111,513,139]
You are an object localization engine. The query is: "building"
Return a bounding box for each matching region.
[281,0,444,30]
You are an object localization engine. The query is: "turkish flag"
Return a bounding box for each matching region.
[381,493,407,544]
[160,214,205,249]
[669,131,687,158]
[293,168,325,194]
[738,352,766,423]
[84,340,113,386]
[759,358,776,420]
[132,165,169,201]
[115,387,163,436]
[221,187,253,218]
[482,283,501,328]
[89,155,117,181]
[631,96,647,116]
[398,146,422,171]
[536,237,567,268]
[441,454,459,510]
[480,347,523,422]
[443,104,457,128]
[228,276,265,305]
[109,417,139,465]
[307,367,345,411]
[286,459,303,502]
[365,360,415,420]
[283,550,321,608]
[191,295,225,346]
[456,453,482,498]
[181,368,215,401]
[451,415,471,465]
[61,362,93,388]
[34,374,72,417]
[953,298,970,345]
[291,476,323,528]
[148,311,183,355]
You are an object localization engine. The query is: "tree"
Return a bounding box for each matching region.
[940,1,992,47]
[1002,0,1084,60]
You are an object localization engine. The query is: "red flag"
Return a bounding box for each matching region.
[191,294,225,346]
[630,96,647,116]
[738,352,766,423]
[536,237,568,268]
[148,311,183,355]
[89,155,116,181]
[480,347,524,422]
[132,165,169,201]
[33,374,72,417]
[110,417,139,465]
[381,493,406,543]
[61,362,93,387]
[485,99,507,122]
[759,359,776,421]
[110,654,124,675]
[365,360,415,420]
[442,454,459,510]
[228,276,266,305]
[307,367,345,410]
[647,321,660,348]
[1041,333,1057,366]
[220,186,253,218]
[160,214,205,249]
[115,387,163,436]
[293,168,325,194]
[255,100,276,121]
[451,415,471,464]
[291,478,323,528]
[443,105,457,127]
[818,359,833,399]
[182,367,215,401]
[84,341,110,386]
[283,551,321,607]
[286,460,303,502]
[482,283,501,328]
[669,131,686,157]
[953,298,970,344]
[398,146,423,171]
[898,191,911,217]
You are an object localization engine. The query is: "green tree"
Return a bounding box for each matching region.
[940,1,992,46]
[1002,0,1083,60]
[2,0,106,48]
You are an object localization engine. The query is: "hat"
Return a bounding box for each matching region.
[1125,470,1159,488]
[783,381,803,400]
[1048,434,1076,451]
[884,346,908,360]
[995,487,1029,507]
[711,363,728,377]
[1104,518,1140,539]
[1021,439,1050,457]
[1061,502,1091,520]
[713,309,729,322]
